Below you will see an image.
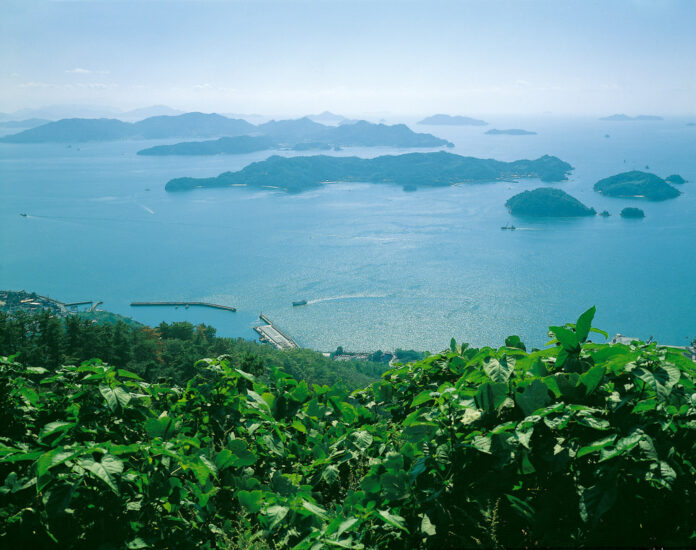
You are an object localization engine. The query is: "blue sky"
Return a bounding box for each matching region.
[1,0,694,116]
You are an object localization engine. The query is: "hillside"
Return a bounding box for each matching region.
[2,307,696,549]
[137,135,278,156]
[506,187,596,217]
[594,171,681,201]
[166,151,573,192]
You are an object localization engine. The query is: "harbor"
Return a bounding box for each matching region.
[130,301,237,312]
[254,314,298,350]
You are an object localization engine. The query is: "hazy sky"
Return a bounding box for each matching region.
[1,0,695,116]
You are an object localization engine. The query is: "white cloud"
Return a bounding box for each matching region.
[65,68,111,75]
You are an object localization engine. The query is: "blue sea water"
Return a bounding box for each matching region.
[1,116,694,351]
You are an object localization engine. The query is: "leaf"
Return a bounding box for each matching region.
[126,537,150,549]
[579,483,617,524]
[420,513,437,536]
[291,419,307,434]
[376,509,408,532]
[506,494,535,522]
[78,454,123,494]
[36,447,82,478]
[475,382,509,414]
[99,385,131,412]
[575,306,596,343]
[145,414,176,439]
[238,490,264,513]
[483,355,515,383]
[380,471,410,500]
[549,326,579,350]
[450,337,457,353]
[247,390,271,413]
[352,430,373,451]
[39,421,75,441]
[580,366,605,395]
[577,435,617,458]
[218,440,257,468]
[261,434,284,456]
[291,380,310,402]
[515,380,551,417]
[302,500,328,520]
[264,504,289,530]
[505,335,526,351]
[411,390,436,407]
[336,517,359,537]
[322,464,339,485]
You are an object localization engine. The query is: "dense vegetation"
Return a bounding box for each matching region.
[505,187,596,217]
[620,207,645,219]
[594,171,681,201]
[2,307,695,549]
[0,311,384,389]
[166,152,572,192]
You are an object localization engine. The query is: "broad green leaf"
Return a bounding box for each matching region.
[420,513,436,536]
[352,430,373,451]
[37,447,83,478]
[145,414,176,439]
[79,454,123,494]
[336,517,359,537]
[99,385,131,412]
[264,504,289,530]
[376,509,408,532]
[475,382,508,413]
[291,380,310,402]
[505,335,526,351]
[411,390,436,407]
[505,494,535,521]
[579,483,616,524]
[575,306,596,343]
[549,326,578,350]
[322,464,340,484]
[291,419,307,433]
[381,471,410,500]
[39,421,75,441]
[577,435,616,458]
[302,500,328,520]
[515,380,550,417]
[483,355,515,383]
[580,366,605,395]
[126,537,149,549]
[238,490,264,513]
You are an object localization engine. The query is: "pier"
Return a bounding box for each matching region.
[254,314,298,350]
[130,301,236,312]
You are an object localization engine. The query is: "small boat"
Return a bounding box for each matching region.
[19,213,27,217]
[292,300,308,307]
[500,224,516,231]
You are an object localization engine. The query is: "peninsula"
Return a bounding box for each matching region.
[486,128,537,135]
[165,152,573,193]
[418,114,488,126]
[505,188,596,217]
[593,171,681,201]
[137,135,277,156]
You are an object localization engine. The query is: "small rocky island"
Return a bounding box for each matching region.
[593,171,681,201]
[505,188,596,217]
[485,129,537,136]
[166,152,573,193]
[665,174,686,184]
[418,114,488,126]
[620,207,645,219]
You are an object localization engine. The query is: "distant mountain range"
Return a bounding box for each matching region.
[0,104,184,122]
[0,114,452,150]
[418,114,488,126]
[165,151,572,193]
[600,114,663,121]
[0,118,50,129]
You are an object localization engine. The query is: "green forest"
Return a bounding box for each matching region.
[2,307,696,549]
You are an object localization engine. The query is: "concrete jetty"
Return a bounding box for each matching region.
[130,301,236,312]
[254,314,298,350]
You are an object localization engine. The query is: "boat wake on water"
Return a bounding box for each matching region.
[307,293,388,305]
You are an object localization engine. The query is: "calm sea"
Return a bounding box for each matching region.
[1,116,694,351]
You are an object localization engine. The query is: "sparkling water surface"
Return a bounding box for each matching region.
[1,116,694,351]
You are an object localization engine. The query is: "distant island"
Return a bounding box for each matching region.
[485,129,537,135]
[165,151,573,193]
[505,188,596,217]
[137,136,277,156]
[600,114,663,121]
[418,114,488,126]
[665,174,686,184]
[594,171,681,201]
[0,114,452,150]
[620,207,645,219]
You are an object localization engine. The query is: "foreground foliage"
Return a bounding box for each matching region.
[1,307,696,548]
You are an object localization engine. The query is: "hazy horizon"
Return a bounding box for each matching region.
[2,0,695,117]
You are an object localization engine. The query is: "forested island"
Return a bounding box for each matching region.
[2,304,696,549]
[621,207,645,219]
[600,114,663,121]
[505,187,596,217]
[137,135,277,156]
[666,174,686,184]
[594,171,681,201]
[486,128,537,135]
[418,114,488,126]
[0,113,451,149]
[165,152,573,193]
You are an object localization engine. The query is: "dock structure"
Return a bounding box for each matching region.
[130,301,236,312]
[255,314,298,350]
